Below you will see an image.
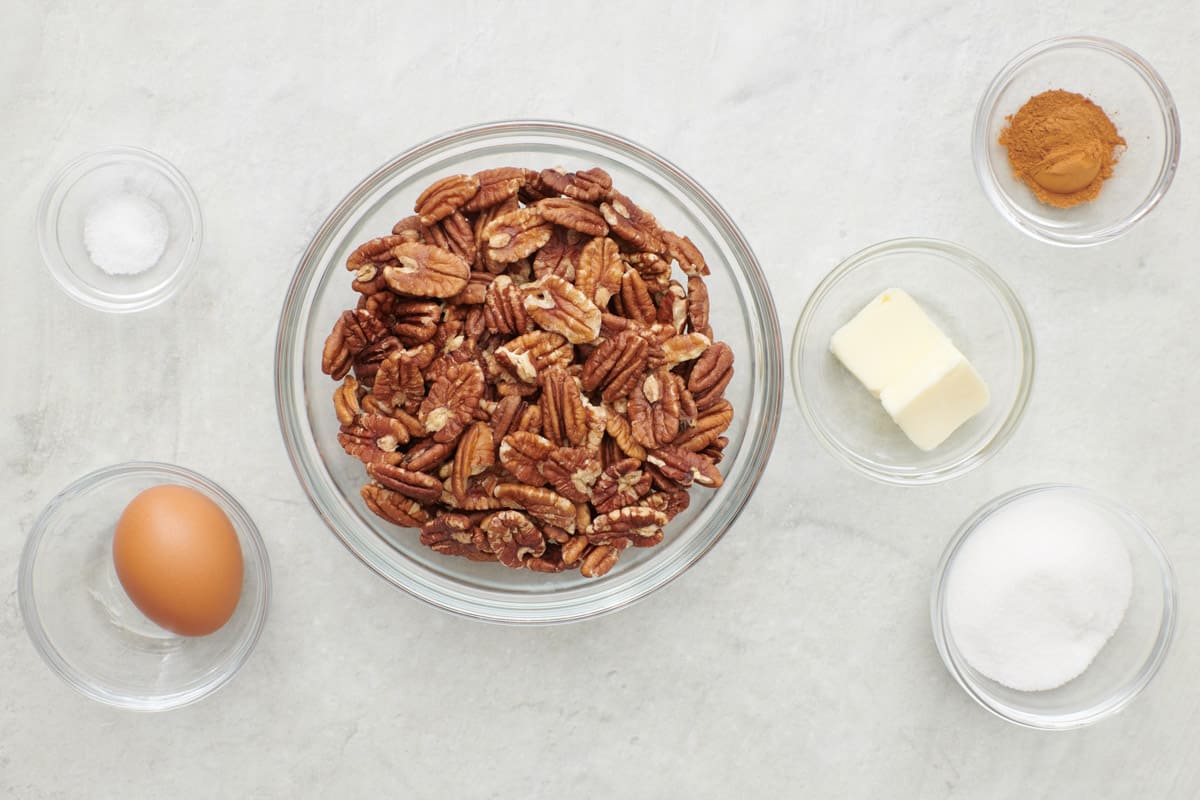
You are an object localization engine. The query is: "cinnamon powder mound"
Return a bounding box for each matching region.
[998,89,1125,208]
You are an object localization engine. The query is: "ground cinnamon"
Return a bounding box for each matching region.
[998,89,1125,208]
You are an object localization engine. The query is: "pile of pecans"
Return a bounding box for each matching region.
[321,166,734,578]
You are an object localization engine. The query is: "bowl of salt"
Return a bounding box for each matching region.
[931,484,1176,729]
[37,146,203,313]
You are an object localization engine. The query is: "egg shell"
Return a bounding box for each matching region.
[112,484,244,636]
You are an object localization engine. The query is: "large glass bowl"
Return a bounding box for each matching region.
[275,120,782,624]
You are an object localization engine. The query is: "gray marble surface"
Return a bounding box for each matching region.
[3,2,1197,797]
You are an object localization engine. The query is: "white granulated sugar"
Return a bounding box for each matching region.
[946,492,1133,692]
[82,192,169,275]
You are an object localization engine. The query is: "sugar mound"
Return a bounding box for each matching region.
[946,491,1133,692]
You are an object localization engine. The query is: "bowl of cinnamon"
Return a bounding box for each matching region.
[973,36,1180,247]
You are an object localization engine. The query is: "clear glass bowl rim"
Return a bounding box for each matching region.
[18,461,272,711]
[930,483,1178,730]
[35,145,205,313]
[790,236,1035,486]
[274,118,783,624]
[972,34,1181,247]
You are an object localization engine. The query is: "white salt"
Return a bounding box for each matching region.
[82,192,169,275]
[945,491,1133,692]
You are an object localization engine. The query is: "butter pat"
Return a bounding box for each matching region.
[880,340,990,451]
[830,289,951,397]
[830,287,990,451]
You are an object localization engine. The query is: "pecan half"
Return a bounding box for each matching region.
[539,167,613,202]
[628,368,682,449]
[646,445,723,488]
[498,431,554,486]
[658,333,710,369]
[362,484,430,527]
[701,435,729,465]
[333,376,362,425]
[522,275,602,344]
[322,309,389,379]
[575,237,624,308]
[415,174,481,226]
[483,275,531,335]
[562,534,590,565]
[346,235,407,273]
[688,341,734,410]
[617,268,657,325]
[422,513,496,562]
[482,510,545,568]
[450,421,495,500]
[401,438,456,472]
[579,542,627,578]
[344,413,412,453]
[519,168,558,203]
[643,488,691,521]
[592,458,653,514]
[604,401,648,461]
[473,196,521,272]
[685,275,711,338]
[490,395,538,443]
[590,506,668,545]
[662,230,709,276]
[532,227,587,281]
[495,330,572,383]
[390,300,441,346]
[390,215,425,240]
[539,367,587,448]
[494,483,576,532]
[580,330,649,403]
[600,190,664,253]
[384,242,471,298]
[482,207,553,264]
[374,346,428,414]
[656,281,689,333]
[462,167,525,213]
[674,398,733,453]
[338,430,403,467]
[366,462,444,504]
[423,211,477,265]
[624,251,672,290]
[539,447,602,504]
[533,197,609,237]
[351,333,401,386]
[419,361,485,443]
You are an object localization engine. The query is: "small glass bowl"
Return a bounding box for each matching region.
[791,238,1034,485]
[18,462,271,711]
[276,120,783,624]
[37,146,204,312]
[932,484,1177,729]
[973,35,1180,246]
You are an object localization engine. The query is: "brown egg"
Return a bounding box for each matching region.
[113,484,244,636]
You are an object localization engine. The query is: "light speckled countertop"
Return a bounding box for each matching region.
[3,2,1198,797]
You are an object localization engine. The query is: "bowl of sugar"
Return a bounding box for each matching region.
[37,146,203,313]
[931,484,1176,729]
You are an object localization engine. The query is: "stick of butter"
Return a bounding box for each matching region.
[830,288,989,451]
[829,289,951,397]
[880,339,990,451]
